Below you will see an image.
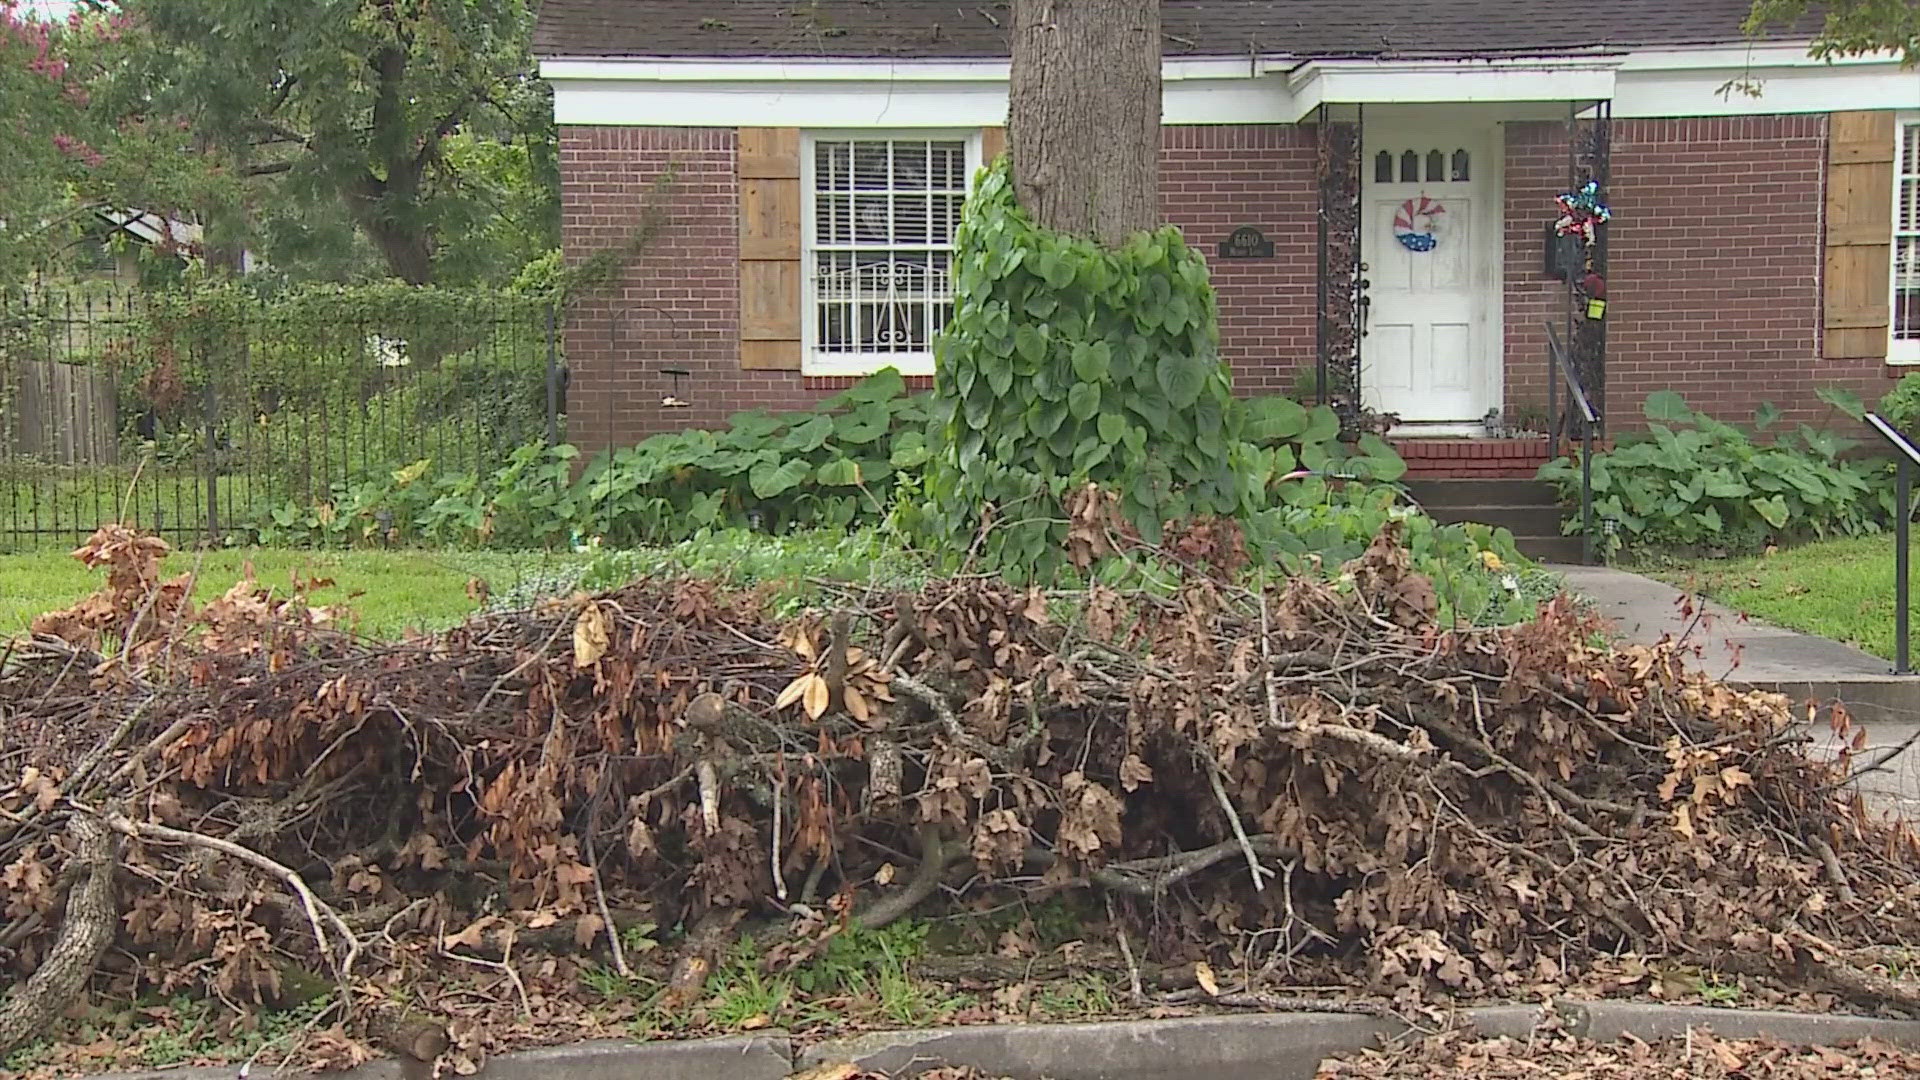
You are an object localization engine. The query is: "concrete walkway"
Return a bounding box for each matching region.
[1555,564,1920,816]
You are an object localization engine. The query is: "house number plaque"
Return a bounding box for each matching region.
[1217,226,1274,259]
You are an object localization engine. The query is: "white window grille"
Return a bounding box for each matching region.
[803,134,977,376]
[1895,119,1920,364]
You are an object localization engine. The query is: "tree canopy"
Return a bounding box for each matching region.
[1,0,556,286]
[1747,0,1920,65]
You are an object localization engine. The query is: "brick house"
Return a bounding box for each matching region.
[535,0,1920,479]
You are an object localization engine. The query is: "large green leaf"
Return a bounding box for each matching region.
[1300,404,1340,445]
[1355,433,1408,482]
[834,402,892,444]
[889,430,930,468]
[1750,494,1791,529]
[781,414,834,452]
[1244,396,1307,443]
[1068,381,1102,421]
[748,458,811,499]
[1817,386,1867,421]
[815,458,863,486]
[1642,390,1693,423]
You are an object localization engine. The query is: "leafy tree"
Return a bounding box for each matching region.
[1747,0,1920,64]
[101,0,553,284]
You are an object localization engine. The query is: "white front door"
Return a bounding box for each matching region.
[1360,113,1499,424]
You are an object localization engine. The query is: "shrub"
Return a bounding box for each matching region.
[1539,389,1885,554]
[1880,373,1920,434]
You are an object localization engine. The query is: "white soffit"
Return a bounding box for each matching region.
[542,43,1920,127]
[1279,58,1621,121]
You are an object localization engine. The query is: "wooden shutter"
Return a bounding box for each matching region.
[739,128,804,371]
[981,126,1007,164]
[1825,111,1897,360]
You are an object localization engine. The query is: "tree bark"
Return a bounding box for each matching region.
[1009,0,1162,247]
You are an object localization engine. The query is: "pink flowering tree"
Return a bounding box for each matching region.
[0,2,107,276]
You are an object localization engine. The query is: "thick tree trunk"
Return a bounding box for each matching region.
[1009,0,1162,248]
[346,172,435,286]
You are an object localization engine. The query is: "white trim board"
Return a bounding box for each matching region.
[546,44,1920,127]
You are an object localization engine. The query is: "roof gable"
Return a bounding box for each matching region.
[533,0,1782,62]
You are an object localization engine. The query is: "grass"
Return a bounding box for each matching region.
[0,528,932,643]
[1634,533,1915,661]
[0,546,591,641]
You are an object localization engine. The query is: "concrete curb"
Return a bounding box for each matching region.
[71,1004,1920,1080]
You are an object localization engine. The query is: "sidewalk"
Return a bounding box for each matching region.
[1554,564,1920,816]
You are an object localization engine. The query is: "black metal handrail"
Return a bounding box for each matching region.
[1545,322,1600,565]
[1866,413,1920,674]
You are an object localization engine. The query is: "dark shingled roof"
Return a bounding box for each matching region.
[534,1,1783,62]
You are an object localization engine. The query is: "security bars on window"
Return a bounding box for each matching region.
[809,139,968,362]
[1898,123,1920,355]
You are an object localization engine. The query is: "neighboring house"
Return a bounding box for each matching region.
[534,0,1920,478]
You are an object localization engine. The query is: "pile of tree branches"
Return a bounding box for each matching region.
[5,522,1920,1069]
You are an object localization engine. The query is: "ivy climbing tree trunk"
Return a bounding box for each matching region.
[915,0,1268,579]
[1009,0,1163,248]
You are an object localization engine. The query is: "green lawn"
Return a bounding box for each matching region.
[0,547,591,642]
[1636,533,1916,661]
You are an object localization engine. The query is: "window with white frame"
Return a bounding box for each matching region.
[1897,119,1920,363]
[804,134,977,375]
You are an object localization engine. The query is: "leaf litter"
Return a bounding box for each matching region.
[5,523,1920,1075]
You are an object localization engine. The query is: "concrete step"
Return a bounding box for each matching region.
[1422,504,1567,536]
[1515,535,1590,563]
[1404,478,1558,507]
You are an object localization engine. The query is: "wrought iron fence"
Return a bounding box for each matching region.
[0,286,561,550]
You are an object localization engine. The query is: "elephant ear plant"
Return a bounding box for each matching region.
[1539,388,1885,554]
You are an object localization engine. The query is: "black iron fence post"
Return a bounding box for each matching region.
[201,337,220,542]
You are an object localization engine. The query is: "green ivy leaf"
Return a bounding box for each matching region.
[1015,325,1047,368]
[1156,351,1208,410]
[1097,412,1126,445]
[1068,381,1101,421]
[1072,341,1111,383]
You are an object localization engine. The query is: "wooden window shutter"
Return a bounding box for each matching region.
[739,128,804,371]
[1825,111,1897,360]
[981,126,1007,164]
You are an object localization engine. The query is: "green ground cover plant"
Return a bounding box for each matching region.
[1540,388,1886,555]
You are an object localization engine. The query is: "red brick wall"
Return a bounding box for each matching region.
[567,117,1889,454]
[560,124,1319,451]
[561,127,864,455]
[1160,125,1318,395]
[1505,115,1891,431]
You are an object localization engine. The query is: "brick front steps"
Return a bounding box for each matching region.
[1393,437,1554,480]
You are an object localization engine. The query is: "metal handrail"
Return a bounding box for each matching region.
[1544,322,1600,565]
[1544,322,1598,427]
[1866,412,1920,674]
